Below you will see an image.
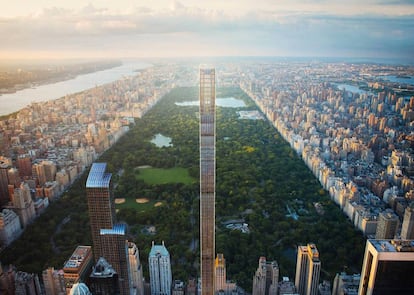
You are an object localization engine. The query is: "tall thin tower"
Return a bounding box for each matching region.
[199,67,216,295]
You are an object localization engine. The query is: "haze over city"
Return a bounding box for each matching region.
[1,0,414,60]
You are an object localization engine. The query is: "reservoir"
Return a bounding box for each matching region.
[0,61,151,116]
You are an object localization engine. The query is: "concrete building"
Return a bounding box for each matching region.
[42,267,65,295]
[149,241,172,295]
[14,271,42,295]
[199,66,216,295]
[0,209,22,247]
[332,272,360,295]
[252,257,279,295]
[375,209,399,239]
[358,239,414,295]
[214,254,226,293]
[294,244,321,295]
[401,205,414,240]
[63,246,93,293]
[128,241,144,295]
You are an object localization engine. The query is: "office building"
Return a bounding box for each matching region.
[278,277,298,295]
[11,182,36,228]
[215,254,226,293]
[42,267,65,295]
[0,208,22,247]
[0,262,16,295]
[14,271,42,295]
[0,159,11,205]
[63,246,93,293]
[99,224,130,295]
[149,241,172,295]
[199,66,216,295]
[252,257,279,295]
[128,241,144,295]
[295,244,321,295]
[332,272,360,295]
[358,239,414,295]
[401,205,414,239]
[86,163,115,260]
[375,209,399,239]
[89,257,120,295]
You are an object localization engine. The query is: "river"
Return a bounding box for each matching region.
[0,60,151,116]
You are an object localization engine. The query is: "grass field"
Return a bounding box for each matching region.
[135,167,196,185]
[115,198,161,210]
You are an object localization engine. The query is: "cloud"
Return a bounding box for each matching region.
[0,2,413,59]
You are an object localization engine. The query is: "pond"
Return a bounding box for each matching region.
[151,133,172,147]
[175,97,246,108]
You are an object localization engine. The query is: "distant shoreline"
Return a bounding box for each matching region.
[0,60,122,96]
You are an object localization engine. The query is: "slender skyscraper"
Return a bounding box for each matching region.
[199,66,216,295]
[401,205,414,240]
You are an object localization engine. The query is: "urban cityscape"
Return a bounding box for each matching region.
[1,1,414,295]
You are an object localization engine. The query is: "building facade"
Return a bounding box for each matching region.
[199,66,216,295]
[99,224,130,295]
[149,241,172,295]
[295,244,321,295]
[358,239,414,295]
[214,254,226,293]
[0,208,22,247]
[401,205,414,240]
[86,163,115,260]
[42,267,65,295]
[375,209,399,239]
[252,257,279,295]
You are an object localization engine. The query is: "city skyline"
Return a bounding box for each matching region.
[0,0,413,60]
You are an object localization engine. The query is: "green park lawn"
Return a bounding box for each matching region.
[135,167,196,185]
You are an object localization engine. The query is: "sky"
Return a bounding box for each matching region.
[0,0,414,61]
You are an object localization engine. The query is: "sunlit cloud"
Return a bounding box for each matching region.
[0,1,413,59]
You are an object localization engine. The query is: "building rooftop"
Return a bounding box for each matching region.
[86,163,111,188]
[63,246,92,270]
[149,241,169,257]
[90,257,117,278]
[370,239,414,253]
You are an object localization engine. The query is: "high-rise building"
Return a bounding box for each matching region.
[295,244,321,295]
[199,66,216,295]
[14,271,42,295]
[358,239,414,295]
[149,241,172,295]
[332,272,360,295]
[99,224,130,295]
[214,254,226,293]
[63,246,93,293]
[42,267,65,295]
[0,208,22,247]
[0,159,11,205]
[252,257,279,295]
[401,205,414,240]
[375,209,399,239]
[129,241,144,295]
[17,154,32,178]
[86,163,115,260]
